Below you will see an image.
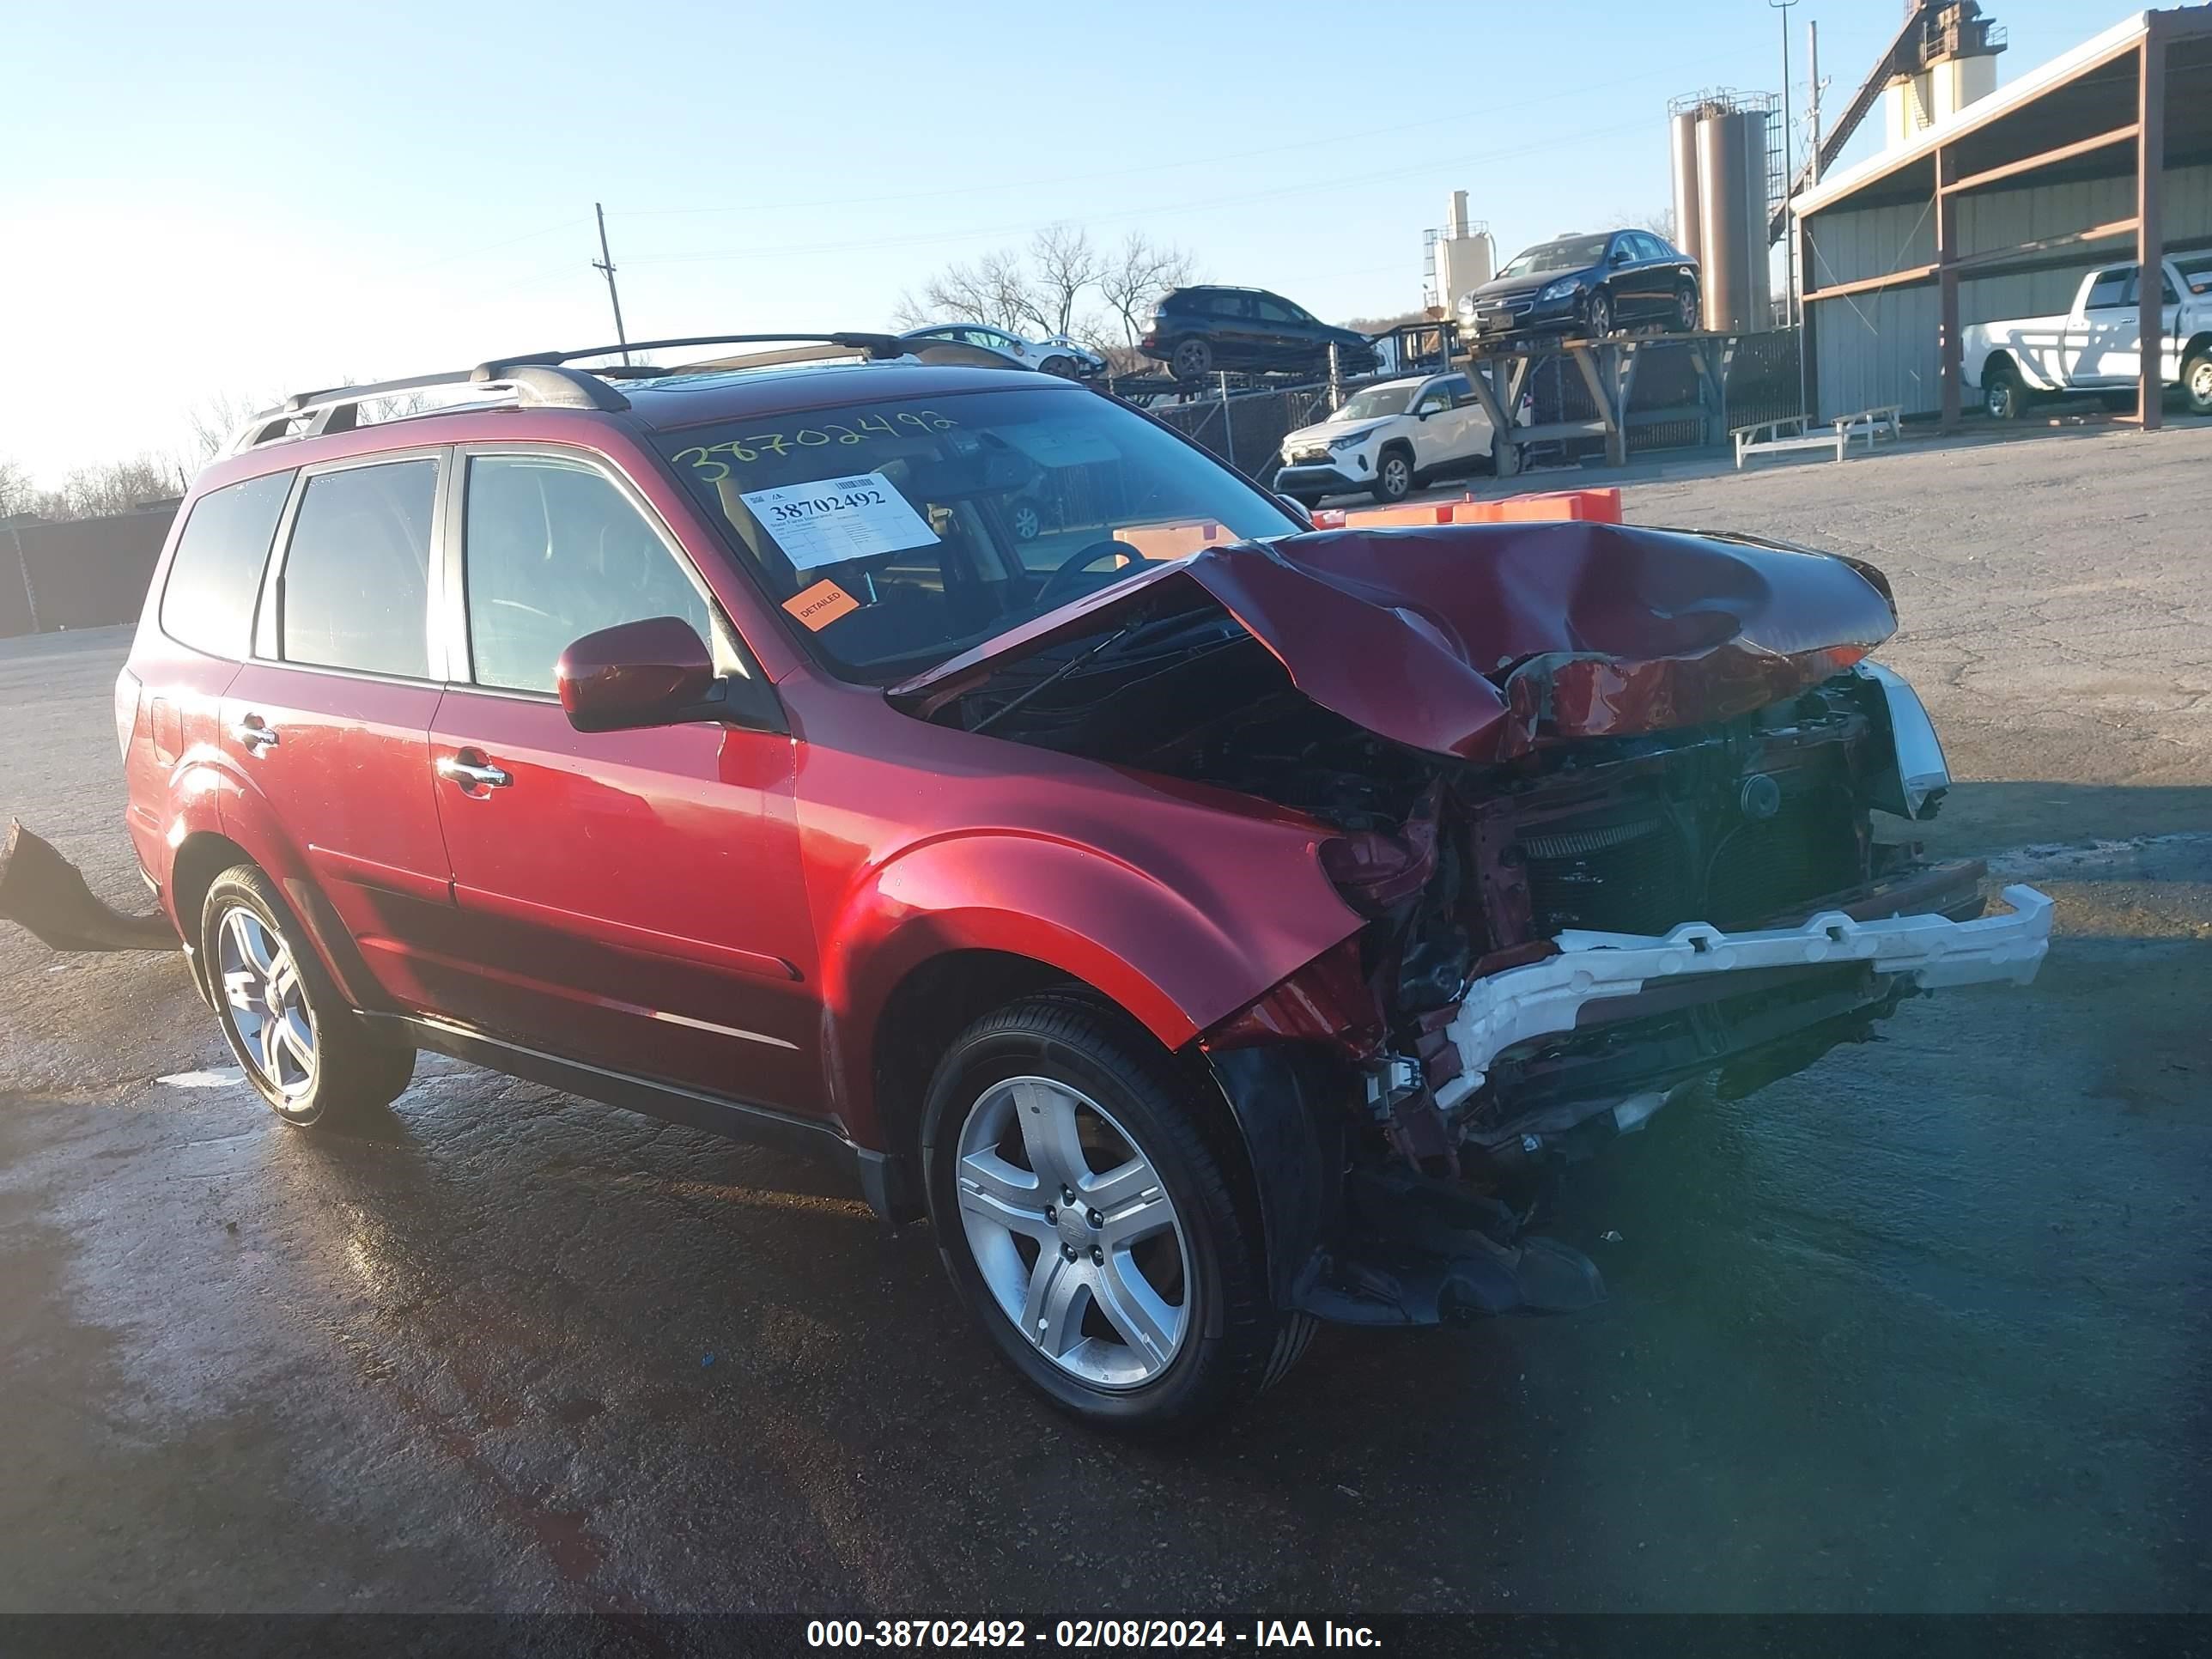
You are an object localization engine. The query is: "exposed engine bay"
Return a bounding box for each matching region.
[896,524,2051,1327]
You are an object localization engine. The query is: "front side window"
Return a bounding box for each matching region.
[278,459,435,679]
[657,385,1299,682]
[2084,269,2130,311]
[462,453,714,695]
[2177,255,2212,296]
[1498,235,1611,278]
[1333,383,1419,422]
[160,470,294,658]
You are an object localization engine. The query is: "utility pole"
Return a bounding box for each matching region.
[1808,20,1825,183]
[592,203,631,365]
[1770,0,1806,416]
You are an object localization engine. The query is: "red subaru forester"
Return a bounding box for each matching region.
[100,334,2050,1431]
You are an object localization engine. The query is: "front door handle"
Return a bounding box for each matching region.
[435,753,513,792]
[230,715,280,752]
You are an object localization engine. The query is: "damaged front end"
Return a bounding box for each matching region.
[895,522,2054,1328]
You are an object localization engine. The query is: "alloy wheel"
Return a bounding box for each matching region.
[2190,359,2212,412]
[1985,380,2014,420]
[1171,340,1211,380]
[1589,295,1612,338]
[1380,454,1411,498]
[1012,504,1042,541]
[216,904,317,1103]
[954,1076,1189,1389]
[1677,288,1698,331]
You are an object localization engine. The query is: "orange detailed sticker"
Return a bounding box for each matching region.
[783,578,860,630]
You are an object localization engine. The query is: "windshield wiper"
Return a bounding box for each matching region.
[971,619,1143,734]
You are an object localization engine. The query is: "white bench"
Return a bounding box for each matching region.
[1733,405,1903,469]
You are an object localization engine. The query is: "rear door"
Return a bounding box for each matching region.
[424,446,822,1114]
[219,451,459,1011]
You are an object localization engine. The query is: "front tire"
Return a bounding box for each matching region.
[1370,447,1413,504]
[920,996,1307,1434]
[2184,349,2212,417]
[200,865,413,1127]
[1586,291,1613,339]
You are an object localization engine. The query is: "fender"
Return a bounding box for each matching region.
[820,828,1361,1146]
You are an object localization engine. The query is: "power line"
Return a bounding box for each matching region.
[611,63,1708,223]
[620,114,1658,273]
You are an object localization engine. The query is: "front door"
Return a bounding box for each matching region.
[220,452,460,1013]
[425,447,822,1115]
[2069,265,2133,385]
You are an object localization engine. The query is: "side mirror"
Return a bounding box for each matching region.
[1610,249,1632,266]
[1275,493,1316,529]
[557,616,717,733]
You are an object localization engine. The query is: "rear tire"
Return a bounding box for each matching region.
[1983,358,2027,421]
[920,995,1307,1435]
[1040,356,1077,380]
[1170,337,1213,380]
[1673,283,1700,333]
[200,865,413,1128]
[2184,349,2212,417]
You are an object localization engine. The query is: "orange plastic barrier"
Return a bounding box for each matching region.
[1316,487,1624,531]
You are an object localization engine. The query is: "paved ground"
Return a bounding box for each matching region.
[2,422,2208,1615]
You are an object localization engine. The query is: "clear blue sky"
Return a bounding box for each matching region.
[0,0,2143,483]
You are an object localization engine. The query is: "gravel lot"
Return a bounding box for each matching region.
[2,422,2207,1616]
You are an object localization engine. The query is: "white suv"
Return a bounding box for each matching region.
[1274,372,1494,506]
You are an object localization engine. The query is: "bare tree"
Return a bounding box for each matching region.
[896,227,1191,351]
[1614,205,1680,244]
[1098,232,1196,347]
[1029,224,1103,339]
[25,455,185,521]
[0,458,34,520]
[186,390,283,459]
[895,246,1047,336]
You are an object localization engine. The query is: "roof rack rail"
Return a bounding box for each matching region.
[229,362,632,453]
[501,333,915,369]
[228,332,932,453]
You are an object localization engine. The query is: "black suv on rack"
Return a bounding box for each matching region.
[1139,287,1378,382]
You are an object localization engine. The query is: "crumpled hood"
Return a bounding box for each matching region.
[890,521,1899,763]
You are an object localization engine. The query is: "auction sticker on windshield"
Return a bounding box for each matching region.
[740,472,939,570]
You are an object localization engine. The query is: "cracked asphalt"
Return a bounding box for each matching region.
[3,422,2208,1614]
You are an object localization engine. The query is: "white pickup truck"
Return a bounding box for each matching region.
[1966,254,2212,420]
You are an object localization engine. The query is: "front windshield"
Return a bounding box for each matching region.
[1498,235,1610,279]
[658,384,1299,682]
[1330,384,1418,422]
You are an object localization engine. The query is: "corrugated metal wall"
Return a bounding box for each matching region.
[1804,161,2212,420]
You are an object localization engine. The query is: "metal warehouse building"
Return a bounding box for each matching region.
[1795,5,2212,429]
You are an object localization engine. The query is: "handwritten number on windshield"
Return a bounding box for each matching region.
[673,411,958,481]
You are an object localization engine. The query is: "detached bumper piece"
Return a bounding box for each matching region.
[0,821,177,952]
[1437,883,2055,1115]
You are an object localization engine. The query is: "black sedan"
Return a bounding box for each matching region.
[1457,230,1700,343]
[1139,286,1378,381]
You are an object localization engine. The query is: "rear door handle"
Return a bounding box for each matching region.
[436,753,513,792]
[230,716,280,751]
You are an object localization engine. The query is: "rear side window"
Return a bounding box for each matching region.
[158,471,294,658]
[278,459,437,679]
